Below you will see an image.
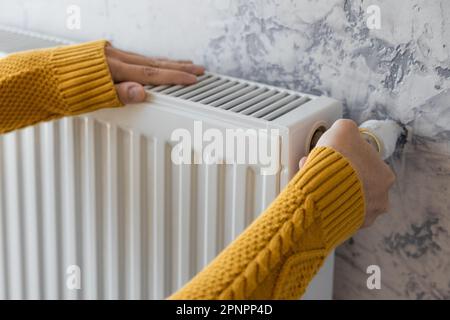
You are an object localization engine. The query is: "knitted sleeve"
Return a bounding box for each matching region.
[170,146,365,299]
[0,40,121,134]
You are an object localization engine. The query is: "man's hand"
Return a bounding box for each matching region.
[105,45,205,104]
[299,119,395,228]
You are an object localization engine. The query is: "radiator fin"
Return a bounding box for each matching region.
[0,118,279,299]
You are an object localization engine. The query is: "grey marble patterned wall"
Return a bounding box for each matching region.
[0,0,449,299]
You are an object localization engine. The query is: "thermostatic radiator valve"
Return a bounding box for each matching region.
[359,119,408,160]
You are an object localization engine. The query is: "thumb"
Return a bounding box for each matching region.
[298,156,308,169]
[115,82,147,104]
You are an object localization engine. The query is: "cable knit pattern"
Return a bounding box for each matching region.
[0,40,121,134]
[272,250,325,299]
[170,147,365,299]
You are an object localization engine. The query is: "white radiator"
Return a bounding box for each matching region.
[0,26,342,300]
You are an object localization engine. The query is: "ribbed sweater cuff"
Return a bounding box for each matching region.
[294,146,365,250]
[50,40,121,115]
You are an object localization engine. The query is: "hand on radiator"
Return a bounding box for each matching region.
[299,119,396,228]
[104,44,205,104]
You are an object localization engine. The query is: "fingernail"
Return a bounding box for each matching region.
[186,75,197,84]
[198,66,206,73]
[188,65,205,75]
[128,86,141,102]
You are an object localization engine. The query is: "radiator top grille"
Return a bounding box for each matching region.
[146,74,311,121]
[0,28,72,55]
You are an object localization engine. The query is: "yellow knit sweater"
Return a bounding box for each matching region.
[0,40,121,134]
[0,41,365,299]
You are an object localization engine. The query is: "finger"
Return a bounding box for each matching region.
[115,82,147,104]
[156,57,194,64]
[108,47,171,61]
[114,61,198,86]
[112,48,204,75]
[114,49,195,65]
[298,156,307,169]
[153,59,205,75]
